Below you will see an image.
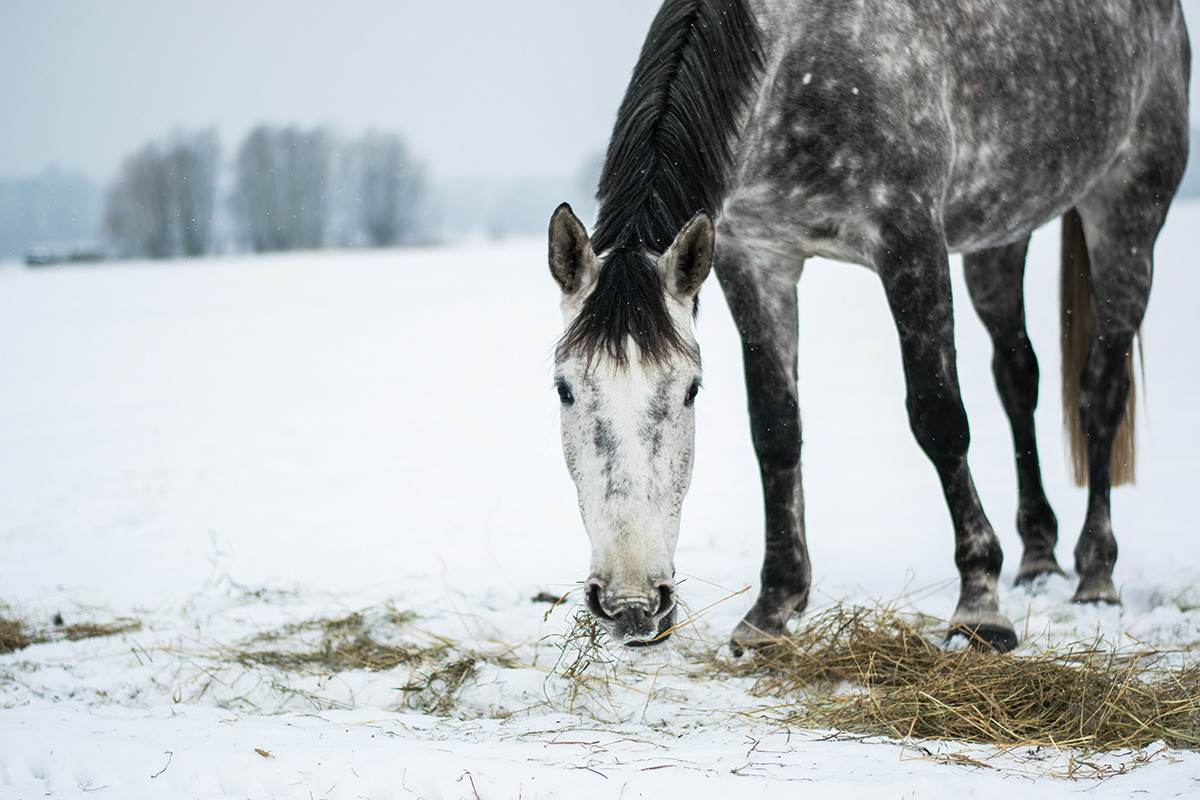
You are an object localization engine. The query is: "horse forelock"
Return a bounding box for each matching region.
[556,248,699,370]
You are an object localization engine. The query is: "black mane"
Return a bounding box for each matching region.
[593,0,763,255]
[560,0,763,367]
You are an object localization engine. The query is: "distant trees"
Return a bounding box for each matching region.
[166,133,220,256]
[103,130,219,259]
[101,126,426,259]
[231,125,331,253]
[351,131,425,247]
[228,126,430,253]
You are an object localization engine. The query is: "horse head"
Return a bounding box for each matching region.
[547,202,714,647]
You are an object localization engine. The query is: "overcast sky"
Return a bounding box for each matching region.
[1,0,1196,186]
[0,0,661,184]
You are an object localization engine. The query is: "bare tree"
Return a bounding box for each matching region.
[356,132,425,247]
[165,130,219,256]
[103,130,219,259]
[105,143,172,258]
[231,125,331,252]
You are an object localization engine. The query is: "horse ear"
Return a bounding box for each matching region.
[658,212,714,302]
[548,203,599,298]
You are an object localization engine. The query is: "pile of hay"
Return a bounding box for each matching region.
[700,605,1200,752]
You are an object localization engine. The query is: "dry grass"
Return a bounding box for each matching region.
[215,606,515,715]
[12,590,1198,770]
[0,615,31,654]
[61,620,143,642]
[0,607,141,654]
[698,604,1200,752]
[231,610,436,673]
[545,609,620,712]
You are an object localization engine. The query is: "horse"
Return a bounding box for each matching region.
[546,0,1190,652]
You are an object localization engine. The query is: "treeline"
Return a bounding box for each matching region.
[104,125,425,259]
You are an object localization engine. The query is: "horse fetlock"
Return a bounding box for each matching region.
[1072,574,1120,605]
[1014,553,1066,587]
[1016,497,1058,546]
[953,530,1004,578]
[1073,520,1118,604]
[1014,513,1064,586]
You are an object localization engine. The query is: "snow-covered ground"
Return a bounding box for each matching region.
[1,201,1198,799]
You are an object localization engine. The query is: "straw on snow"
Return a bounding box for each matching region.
[9,595,1198,757]
[697,604,1200,752]
[0,606,142,654]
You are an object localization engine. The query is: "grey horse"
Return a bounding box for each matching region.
[547,0,1190,652]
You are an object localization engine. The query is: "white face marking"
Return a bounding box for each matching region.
[554,288,701,645]
[548,206,714,646]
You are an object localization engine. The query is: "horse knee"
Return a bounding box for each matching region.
[743,345,802,471]
[905,384,971,471]
[749,399,801,471]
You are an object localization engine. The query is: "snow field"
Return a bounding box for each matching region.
[2,203,1200,798]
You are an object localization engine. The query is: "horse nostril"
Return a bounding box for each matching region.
[586,580,613,621]
[655,583,676,617]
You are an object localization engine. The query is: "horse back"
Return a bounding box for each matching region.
[726,0,1190,259]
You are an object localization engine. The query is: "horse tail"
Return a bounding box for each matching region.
[1060,207,1138,487]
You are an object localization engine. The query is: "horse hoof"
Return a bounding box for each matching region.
[1014,558,1066,588]
[945,624,1018,654]
[729,618,786,656]
[1071,578,1119,605]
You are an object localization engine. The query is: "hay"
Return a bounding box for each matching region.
[231,610,443,674]
[0,607,141,653]
[215,605,516,715]
[0,614,31,654]
[62,620,142,642]
[698,605,1200,752]
[546,610,618,712]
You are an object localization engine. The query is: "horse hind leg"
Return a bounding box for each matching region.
[963,237,1064,585]
[1068,83,1186,602]
[1062,206,1143,604]
[1066,204,1164,603]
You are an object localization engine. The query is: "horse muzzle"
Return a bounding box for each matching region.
[585,577,677,647]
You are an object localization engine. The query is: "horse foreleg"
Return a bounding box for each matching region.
[963,238,1063,584]
[878,228,1017,652]
[714,240,810,651]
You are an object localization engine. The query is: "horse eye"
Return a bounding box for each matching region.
[555,379,575,406]
[683,380,701,407]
